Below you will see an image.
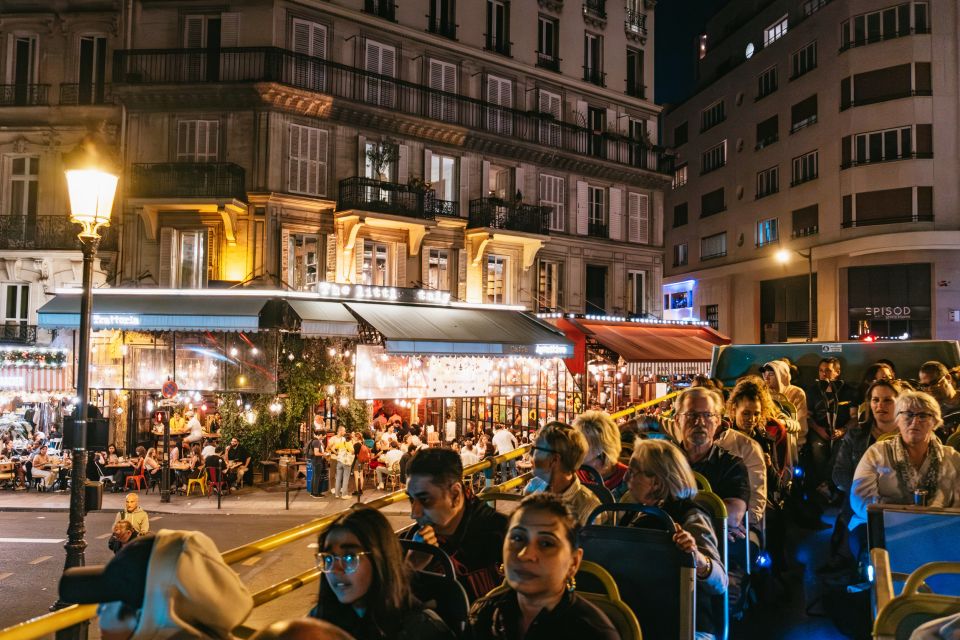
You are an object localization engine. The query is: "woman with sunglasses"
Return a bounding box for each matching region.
[468,493,618,640]
[523,422,601,526]
[311,505,455,640]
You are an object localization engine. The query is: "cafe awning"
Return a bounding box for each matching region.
[37,292,271,331]
[574,319,730,366]
[285,299,358,337]
[344,302,574,357]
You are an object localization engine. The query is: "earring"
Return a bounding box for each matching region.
[566,575,576,592]
[497,562,505,576]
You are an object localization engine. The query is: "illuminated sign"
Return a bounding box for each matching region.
[93,314,141,326]
[535,344,571,356]
[316,282,451,305]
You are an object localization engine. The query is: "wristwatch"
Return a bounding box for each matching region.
[698,556,712,579]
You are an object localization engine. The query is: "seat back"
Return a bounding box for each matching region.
[399,539,470,637]
[693,491,729,640]
[693,472,712,492]
[576,560,643,640]
[580,503,696,640]
[874,558,960,640]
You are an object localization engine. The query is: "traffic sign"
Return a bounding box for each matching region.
[161,379,179,399]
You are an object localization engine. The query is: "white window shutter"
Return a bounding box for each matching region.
[312,22,327,58]
[421,247,430,287]
[608,188,622,240]
[355,240,365,283]
[395,242,407,286]
[287,124,300,192]
[176,120,194,160]
[325,233,337,282]
[184,16,204,47]
[606,108,618,132]
[357,134,367,176]
[576,181,588,235]
[423,149,433,183]
[292,19,310,54]
[315,129,328,196]
[220,13,240,47]
[514,166,525,200]
[459,156,470,217]
[627,193,640,243]
[481,160,490,197]
[280,229,291,285]
[397,144,409,183]
[457,249,467,300]
[159,227,177,287]
[638,194,650,244]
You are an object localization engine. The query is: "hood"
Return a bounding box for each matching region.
[764,360,792,393]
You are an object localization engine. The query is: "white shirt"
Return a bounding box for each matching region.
[381,449,403,468]
[460,448,480,467]
[492,429,518,455]
[715,428,768,524]
[186,416,203,441]
[201,445,216,459]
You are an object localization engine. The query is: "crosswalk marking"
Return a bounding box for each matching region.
[29,556,52,565]
[0,538,64,544]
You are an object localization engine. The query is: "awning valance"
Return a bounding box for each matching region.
[286,300,358,337]
[344,302,573,357]
[577,321,730,364]
[37,292,271,331]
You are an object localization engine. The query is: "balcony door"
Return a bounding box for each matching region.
[364,39,396,108]
[427,58,457,122]
[177,120,220,163]
[77,36,107,104]
[585,265,607,315]
[290,19,327,91]
[183,13,240,82]
[485,74,513,135]
[9,36,38,105]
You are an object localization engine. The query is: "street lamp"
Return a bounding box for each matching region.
[61,133,119,575]
[775,248,815,342]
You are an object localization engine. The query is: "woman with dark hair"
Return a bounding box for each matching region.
[311,505,455,640]
[468,493,619,640]
[856,362,896,409]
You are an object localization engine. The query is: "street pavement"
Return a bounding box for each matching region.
[0,485,413,635]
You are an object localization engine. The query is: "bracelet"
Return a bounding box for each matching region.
[698,556,712,579]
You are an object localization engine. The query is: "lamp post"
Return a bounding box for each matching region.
[61,134,119,575]
[775,248,815,342]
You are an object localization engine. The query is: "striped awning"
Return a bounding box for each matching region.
[0,366,72,392]
[625,361,712,377]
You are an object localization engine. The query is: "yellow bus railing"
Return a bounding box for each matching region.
[0,445,532,640]
[610,390,679,420]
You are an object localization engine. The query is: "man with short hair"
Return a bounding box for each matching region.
[919,361,960,434]
[374,440,403,490]
[108,520,138,555]
[114,492,150,535]
[403,448,508,602]
[225,436,251,488]
[305,430,327,497]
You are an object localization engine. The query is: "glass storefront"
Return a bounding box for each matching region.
[847,263,931,340]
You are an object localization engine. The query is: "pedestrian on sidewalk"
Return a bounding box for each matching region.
[306,429,328,498]
[114,492,150,535]
[328,427,354,500]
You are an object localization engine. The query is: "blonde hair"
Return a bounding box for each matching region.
[536,421,589,472]
[573,411,621,465]
[630,439,697,502]
[895,390,942,427]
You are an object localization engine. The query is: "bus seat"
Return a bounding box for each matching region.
[873,558,960,640]
[399,539,470,638]
[576,560,643,640]
[694,491,730,640]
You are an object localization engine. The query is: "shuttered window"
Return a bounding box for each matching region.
[701,188,725,218]
[291,19,327,91]
[792,204,818,236]
[176,120,219,162]
[790,95,818,132]
[628,192,649,243]
[485,74,513,135]
[537,89,561,146]
[364,40,396,107]
[428,58,457,122]
[288,124,328,196]
[756,115,778,149]
[539,174,565,231]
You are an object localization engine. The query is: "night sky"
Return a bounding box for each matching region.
[655,0,731,106]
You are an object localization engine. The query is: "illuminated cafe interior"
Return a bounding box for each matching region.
[36,286,579,451]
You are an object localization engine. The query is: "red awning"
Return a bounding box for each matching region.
[576,320,730,364]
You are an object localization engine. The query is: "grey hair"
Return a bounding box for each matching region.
[673,386,724,416]
[895,390,943,428]
[629,439,697,502]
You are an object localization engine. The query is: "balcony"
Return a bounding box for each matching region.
[701,249,727,261]
[790,116,817,134]
[0,84,49,106]
[468,198,550,235]
[626,81,646,99]
[112,47,675,176]
[583,66,606,87]
[583,0,606,20]
[841,90,932,111]
[537,52,560,72]
[0,324,37,345]
[337,177,443,221]
[792,225,819,238]
[0,215,116,251]
[59,83,113,105]
[840,152,933,170]
[485,36,511,57]
[364,0,396,21]
[755,135,779,151]
[587,221,608,238]
[839,27,930,53]
[428,16,457,39]
[624,9,647,37]
[841,214,934,229]
[129,163,247,201]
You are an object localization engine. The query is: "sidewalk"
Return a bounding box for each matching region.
[0,483,410,517]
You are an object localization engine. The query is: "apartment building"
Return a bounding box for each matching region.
[662,0,960,343]
[0,2,120,348]
[57,0,668,318]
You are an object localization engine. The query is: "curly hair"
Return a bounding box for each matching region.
[726,376,779,425]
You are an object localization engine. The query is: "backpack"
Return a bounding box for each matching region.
[358,444,371,463]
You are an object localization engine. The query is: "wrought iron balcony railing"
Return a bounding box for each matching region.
[583,0,607,19]
[0,84,49,106]
[583,66,606,87]
[468,198,551,235]
[0,215,116,251]
[625,9,647,35]
[0,324,37,344]
[364,0,396,21]
[59,83,113,105]
[112,47,675,176]
[337,177,440,220]
[587,221,608,238]
[128,163,247,200]
[537,52,560,72]
[841,214,934,229]
[428,16,457,39]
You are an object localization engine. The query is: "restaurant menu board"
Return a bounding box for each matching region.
[353,345,499,399]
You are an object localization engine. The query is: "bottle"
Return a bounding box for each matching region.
[913,489,928,506]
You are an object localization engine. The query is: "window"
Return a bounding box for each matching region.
[764,15,788,46]
[842,3,916,50]
[288,124,328,196]
[290,19,327,91]
[487,163,512,199]
[698,33,708,59]
[843,186,933,228]
[704,304,719,330]
[8,35,39,105]
[486,0,510,55]
[790,95,818,133]
[700,232,727,260]
[288,233,320,291]
[364,39,397,107]
[583,33,604,85]
[674,121,688,146]
[7,156,39,217]
[77,36,108,104]
[429,0,457,38]
[627,192,649,243]
[673,243,688,266]
[426,248,450,291]
[666,290,692,309]
[362,240,390,286]
[429,152,458,202]
[803,0,827,16]
[626,48,644,97]
[792,204,819,237]
[486,254,507,304]
[757,218,779,247]
[587,186,606,236]
[757,66,778,99]
[537,260,563,311]
[700,100,725,132]
[791,41,817,79]
[627,271,646,315]
[2,284,29,327]
[587,106,605,157]
[849,126,914,166]
[756,166,779,199]
[159,228,208,288]
[364,141,397,180]
[700,188,725,217]
[673,203,688,228]
[485,74,513,135]
[176,120,219,162]
[539,174,565,231]
[841,62,928,109]
[792,150,819,185]
[672,164,688,189]
[427,58,457,122]
[537,89,561,146]
[701,140,726,174]
[537,16,559,69]
[756,115,779,149]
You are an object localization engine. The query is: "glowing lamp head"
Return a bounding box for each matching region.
[326,384,337,396]
[63,134,119,238]
[774,249,791,264]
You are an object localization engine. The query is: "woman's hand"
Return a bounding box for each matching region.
[672,523,697,554]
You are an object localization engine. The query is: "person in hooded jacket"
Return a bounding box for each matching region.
[760,359,808,469]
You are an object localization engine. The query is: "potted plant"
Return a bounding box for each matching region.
[365,142,399,181]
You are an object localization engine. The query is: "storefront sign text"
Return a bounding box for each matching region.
[862,306,912,320]
[535,344,572,356]
[93,314,141,327]
[316,282,451,305]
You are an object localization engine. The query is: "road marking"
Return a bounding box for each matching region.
[30,556,53,565]
[0,573,13,582]
[0,538,64,544]
[152,516,163,522]
[97,533,113,540]
[307,543,318,549]
[241,557,261,566]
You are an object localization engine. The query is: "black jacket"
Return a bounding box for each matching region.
[468,588,619,640]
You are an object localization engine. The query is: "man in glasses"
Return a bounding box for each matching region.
[918,361,960,437]
[403,448,508,601]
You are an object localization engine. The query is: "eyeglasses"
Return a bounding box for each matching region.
[530,445,558,455]
[679,412,720,423]
[919,377,946,390]
[897,411,936,424]
[315,551,370,574]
